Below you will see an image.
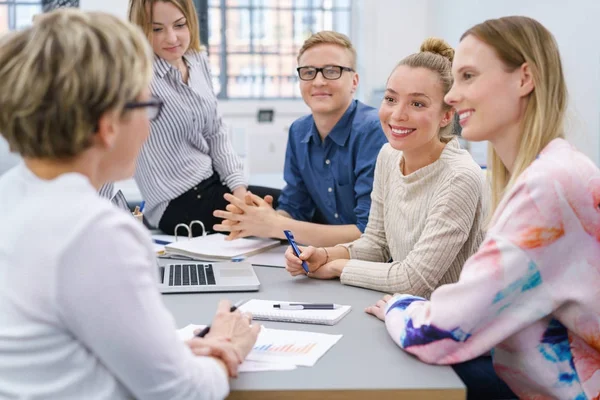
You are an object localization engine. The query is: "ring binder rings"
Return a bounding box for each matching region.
[174,220,207,240]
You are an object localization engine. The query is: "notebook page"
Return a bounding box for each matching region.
[165,234,280,259]
[238,299,352,325]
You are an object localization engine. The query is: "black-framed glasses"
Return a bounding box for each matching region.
[296,65,354,81]
[124,97,164,121]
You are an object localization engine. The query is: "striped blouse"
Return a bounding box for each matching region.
[134,51,245,227]
[98,182,113,199]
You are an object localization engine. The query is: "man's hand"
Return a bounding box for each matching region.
[213,192,280,239]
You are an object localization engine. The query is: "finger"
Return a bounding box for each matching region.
[223,192,248,208]
[216,299,232,315]
[225,230,250,241]
[250,322,261,337]
[264,195,274,206]
[189,346,212,356]
[242,311,253,321]
[213,210,243,221]
[383,294,393,302]
[226,204,244,214]
[217,346,241,377]
[244,192,254,206]
[247,192,268,207]
[299,246,314,260]
[284,247,303,264]
[220,219,239,227]
[285,262,302,272]
[376,299,387,308]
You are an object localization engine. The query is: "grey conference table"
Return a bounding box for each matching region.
[161,254,466,400]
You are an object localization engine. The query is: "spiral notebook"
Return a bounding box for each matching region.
[238,299,352,326]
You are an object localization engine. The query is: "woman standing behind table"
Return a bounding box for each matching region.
[128,0,280,236]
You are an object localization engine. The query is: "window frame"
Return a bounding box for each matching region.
[196,0,352,100]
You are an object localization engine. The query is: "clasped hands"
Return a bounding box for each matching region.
[213,192,394,324]
[213,190,279,240]
[185,300,260,378]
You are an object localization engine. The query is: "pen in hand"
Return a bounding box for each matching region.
[195,299,246,337]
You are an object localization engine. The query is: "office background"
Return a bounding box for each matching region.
[1,0,599,189]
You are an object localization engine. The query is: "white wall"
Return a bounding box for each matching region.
[354,1,431,106]
[80,0,127,18]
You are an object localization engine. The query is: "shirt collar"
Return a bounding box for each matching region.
[154,52,199,79]
[301,100,358,146]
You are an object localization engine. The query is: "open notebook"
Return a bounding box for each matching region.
[238,299,352,326]
[164,234,280,261]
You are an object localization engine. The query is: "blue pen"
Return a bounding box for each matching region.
[139,201,146,213]
[283,230,309,273]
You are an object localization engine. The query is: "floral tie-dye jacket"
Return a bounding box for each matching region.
[384,139,600,399]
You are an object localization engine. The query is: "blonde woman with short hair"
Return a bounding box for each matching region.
[367,16,600,399]
[0,9,258,399]
[128,0,280,236]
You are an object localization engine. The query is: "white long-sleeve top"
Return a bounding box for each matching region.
[0,163,228,400]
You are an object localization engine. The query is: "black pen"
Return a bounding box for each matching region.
[195,299,246,338]
[273,303,341,310]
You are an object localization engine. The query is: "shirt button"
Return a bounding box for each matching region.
[197,194,202,199]
[334,213,339,219]
[328,187,333,193]
[325,159,331,165]
[194,186,198,190]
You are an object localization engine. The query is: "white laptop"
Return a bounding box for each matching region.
[158,261,260,293]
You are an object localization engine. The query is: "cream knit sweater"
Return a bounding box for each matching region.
[340,138,487,298]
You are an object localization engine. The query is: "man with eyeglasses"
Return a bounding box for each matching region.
[214,31,386,247]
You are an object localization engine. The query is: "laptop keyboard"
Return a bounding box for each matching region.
[161,263,216,286]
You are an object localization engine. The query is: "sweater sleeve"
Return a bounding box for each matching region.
[337,145,392,263]
[382,171,585,364]
[340,168,483,298]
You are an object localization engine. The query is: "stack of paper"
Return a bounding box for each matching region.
[165,234,280,261]
[177,324,342,372]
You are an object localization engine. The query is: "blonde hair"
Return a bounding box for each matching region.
[0,9,153,159]
[128,0,203,53]
[395,37,456,142]
[462,16,567,214]
[297,31,357,70]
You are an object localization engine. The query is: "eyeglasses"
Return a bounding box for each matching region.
[124,97,164,121]
[296,65,354,81]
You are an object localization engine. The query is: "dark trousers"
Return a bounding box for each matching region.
[159,173,281,236]
[452,356,517,400]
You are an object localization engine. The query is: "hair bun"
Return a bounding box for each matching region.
[420,37,454,62]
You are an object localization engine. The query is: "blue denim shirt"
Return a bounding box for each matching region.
[278,100,387,232]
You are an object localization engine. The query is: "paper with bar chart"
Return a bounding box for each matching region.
[177,324,342,368]
[246,327,343,367]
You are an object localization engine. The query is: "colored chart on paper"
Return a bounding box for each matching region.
[246,327,343,367]
[253,342,318,355]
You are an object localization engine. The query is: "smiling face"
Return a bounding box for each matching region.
[149,1,190,63]
[378,65,452,153]
[297,43,358,117]
[445,35,525,143]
